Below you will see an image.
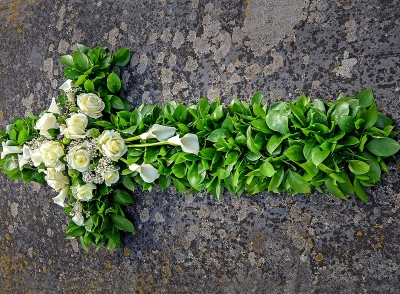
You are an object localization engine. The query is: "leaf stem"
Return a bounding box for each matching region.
[119,157,128,164]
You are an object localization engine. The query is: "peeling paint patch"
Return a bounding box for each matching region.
[161,28,172,43]
[140,208,150,222]
[161,68,173,84]
[244,63,261,80]
[207,88,220,100]
[185,56,198,72]
[263,50,284,76]
[172,31,185,49]
[238,0,307,56]
[333,51,358,78]
[10,202,18,217]
[57,39,69,54]
[137,54,148,74]
[56,4,65,31]
[155,212,165,223]
[345,19,357,42]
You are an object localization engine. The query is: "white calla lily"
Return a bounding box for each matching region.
[52,185,70,207]
[48,98,61,114]
[129,163,159,183]
[139,124,176,141]
[71,201,84,226]
[18,145,32,169]
[167,133,200,155]
[59,79,72,92]
[1,141,22,159]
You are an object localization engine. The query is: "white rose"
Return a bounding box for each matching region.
[73,184,96,201]
[66,141,91,172]
[61,113,88,139]
[103,168,119,186]
[39,141,65,169]
[97,130,127,161]
[1,141,22,159]
[34,113,58,139]
[45,168,69,191]
[77,93,105,118]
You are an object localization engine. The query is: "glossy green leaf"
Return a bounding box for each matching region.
[251,91,264,105]
[246,127,261,155]
[84,79,94,92]
[112,48,131,66]
[113,189,133,205]
[60,55,74,67]
[260,161,276,177]
[348,160,370,175]
[266,108,289,135]
[172,163,187,178]
[338,116,355,132]
[287,170,310,194]
[311,146,330,166]
[72,51,90,71]
[121,176,135,192]
[363,102,378,130]
[366,138,400,157]
[286,145,305,163]
[188,162,206,188]
[111,215,135,232]
[107,72,122,93]
[355,88,374,107]
[325,178,348,200]
[353,178,368,203]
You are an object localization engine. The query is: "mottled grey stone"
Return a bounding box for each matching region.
[0,0,400,293]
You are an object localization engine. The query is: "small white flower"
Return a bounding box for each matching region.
[77,93,105,119]
[139,124,176,141]
[48,98,61,114]
[1,141,22,159]
[102,168,120,186]
[34,113,58,139]
[52,185,70,207]
[167,133,200,155]
[129,163,159,183]
[97,130,127,161]
[61,113,88,139]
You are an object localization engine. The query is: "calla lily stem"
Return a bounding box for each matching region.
[124,136,141,142]
[127,142,172,148]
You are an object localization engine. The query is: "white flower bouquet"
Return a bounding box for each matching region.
[1,45,399,251]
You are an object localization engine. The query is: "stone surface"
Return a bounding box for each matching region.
[0,0,400,293]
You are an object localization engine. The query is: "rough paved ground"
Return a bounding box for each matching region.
[0,0,399,293]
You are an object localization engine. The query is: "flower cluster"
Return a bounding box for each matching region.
[11,82,128,226]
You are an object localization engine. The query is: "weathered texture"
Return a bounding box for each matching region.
[0,0,400,293]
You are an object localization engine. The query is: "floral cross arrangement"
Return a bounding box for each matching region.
[0,45,399,251]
